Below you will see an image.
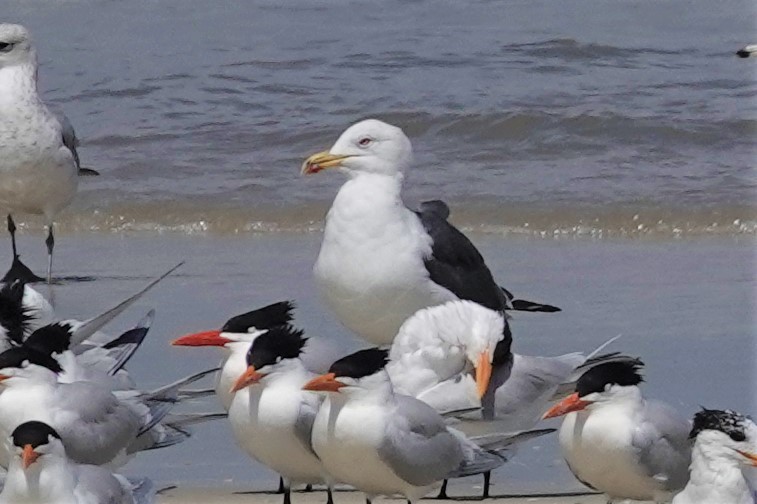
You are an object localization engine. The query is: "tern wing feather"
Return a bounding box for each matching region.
[633,400,692,492]
[377,395,462,487]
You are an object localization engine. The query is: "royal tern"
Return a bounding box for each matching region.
[0,23,81,283]
[672,408,757,504]
[0,342,217,469]
[302,119,558,347]
[303,348,548,503]
[229,325,333,504]
[543,360,691,503]
[0,421,154,504]
[172,300,296,411]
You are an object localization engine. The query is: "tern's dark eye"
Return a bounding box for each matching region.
[358,137,372,147]
[0,42,13,53]
[729,431,746,442]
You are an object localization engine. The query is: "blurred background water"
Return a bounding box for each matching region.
[5,0,757,237]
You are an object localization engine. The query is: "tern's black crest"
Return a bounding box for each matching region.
[329,348,389,379]
[23,323,74,356]
[0,347,62,374]
[0,281,30,344]
[575,360,644,397]
[690,408,749,442]
[11,421,60,448]
[246,325,307,370]
[222,301,295,334]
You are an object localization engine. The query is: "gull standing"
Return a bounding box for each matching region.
[229,325,333,504]
[302,119,558,348]
[542,360,691,503]
[0,23,80,283]
[0,420,152,504]
[303,348,541,504]
[672,408,757,504]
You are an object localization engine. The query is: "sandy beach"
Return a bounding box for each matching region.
[156,487,621,504]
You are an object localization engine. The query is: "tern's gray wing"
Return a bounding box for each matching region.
[52,382,141,465]
[73,465,133,504]
[633,399,692,492]
[378,394,462,486]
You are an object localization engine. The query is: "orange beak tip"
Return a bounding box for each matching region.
[22,445,39,469]
[302,373,344,392]
[542,393,591,419]
[230,367,263,393]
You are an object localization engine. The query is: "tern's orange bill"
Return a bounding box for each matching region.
[22,444,39,470]
[542,392,592,419]
[230,366,265,393]
[302,373,346,392]
[475,348,493,399]
[172,330,231,347]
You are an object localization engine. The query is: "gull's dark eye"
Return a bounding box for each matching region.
[0,42,13,53]
[358,137,372,147]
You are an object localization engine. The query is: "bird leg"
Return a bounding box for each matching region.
[277,477,285,494]
[2,215,44,284]
[7,215,17,257]
[305,484,313,492]
[282,482,291,504]
[482,471,491,499]
[45,224,54,284]
[436,479,449,499]
[326,487,334,504]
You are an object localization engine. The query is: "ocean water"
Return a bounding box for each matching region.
[4,0,757,237]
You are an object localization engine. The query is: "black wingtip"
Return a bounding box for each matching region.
[736,49,750,58]
[2,255,44,284]
[78,167,100,176]
[509,299,561,313]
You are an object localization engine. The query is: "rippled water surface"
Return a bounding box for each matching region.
[5,0,757,237]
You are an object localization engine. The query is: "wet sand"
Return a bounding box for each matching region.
[156,487,619,504]
[7,231,754,492]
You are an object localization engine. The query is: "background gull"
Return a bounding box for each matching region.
[0,23,83,283]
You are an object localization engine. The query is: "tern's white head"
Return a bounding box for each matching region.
[543,360,645,418]
[0,24,35,70]
[230,325,308,393]
[8,421,64,471]
[689,408,757,468]
[303,348,391,398]
[0,347,62,387]
[302,119,413,177]
[391,301,503,399]
[172,300,296,351]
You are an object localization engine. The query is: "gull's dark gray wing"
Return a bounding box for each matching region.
[414,200,507,313]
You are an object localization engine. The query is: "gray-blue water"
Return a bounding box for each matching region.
[4,0,757,237]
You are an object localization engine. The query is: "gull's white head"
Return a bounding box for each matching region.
[0,24,35,69]
[689,408,757,468]
[302,119,413,177]
[391,301,503,399]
